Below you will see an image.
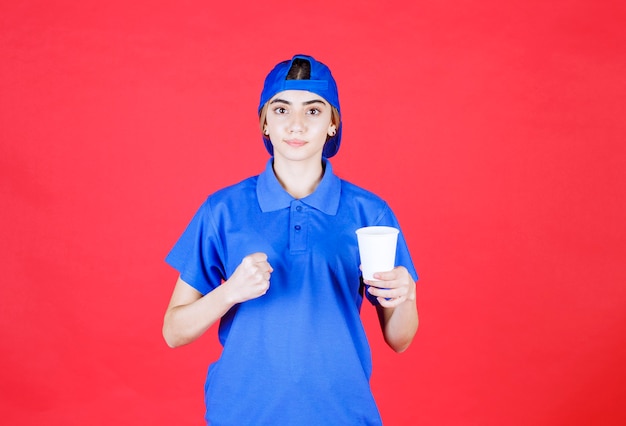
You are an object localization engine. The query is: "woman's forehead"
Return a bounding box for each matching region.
[269,90,329,104]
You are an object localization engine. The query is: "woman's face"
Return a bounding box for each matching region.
[264,90,336,163]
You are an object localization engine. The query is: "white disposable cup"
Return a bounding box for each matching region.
[355,226,399,281]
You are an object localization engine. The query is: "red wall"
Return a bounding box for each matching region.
[2,1,625,425]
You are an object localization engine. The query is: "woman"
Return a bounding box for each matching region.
[163,54,419,425]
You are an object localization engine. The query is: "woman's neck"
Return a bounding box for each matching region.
[272,158,324,199]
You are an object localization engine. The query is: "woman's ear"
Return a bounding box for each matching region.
[328,125,336,137]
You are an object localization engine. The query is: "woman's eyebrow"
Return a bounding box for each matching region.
[303,99,328,106]
[270,98,290,105]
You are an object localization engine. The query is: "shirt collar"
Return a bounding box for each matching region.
[256,158,341,215]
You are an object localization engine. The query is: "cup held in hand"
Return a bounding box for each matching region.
[356,226,399,281]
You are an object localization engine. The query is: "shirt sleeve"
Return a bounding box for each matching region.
[364,203,418,306]
[165,198,226,295]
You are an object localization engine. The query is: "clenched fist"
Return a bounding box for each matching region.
[224,252,273,304]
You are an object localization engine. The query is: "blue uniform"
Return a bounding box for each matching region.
[166,158,417,425]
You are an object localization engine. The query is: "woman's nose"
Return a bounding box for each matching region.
[288,113,304,133]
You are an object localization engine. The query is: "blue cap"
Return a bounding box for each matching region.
[258,54,342,158]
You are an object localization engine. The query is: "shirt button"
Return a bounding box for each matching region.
[294,225,301,231]
[296,206,302,212]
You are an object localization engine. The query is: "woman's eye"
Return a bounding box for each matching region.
[307,108,321,115]
[273,107,288,114]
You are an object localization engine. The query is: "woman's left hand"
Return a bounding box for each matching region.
[365,266,416,308]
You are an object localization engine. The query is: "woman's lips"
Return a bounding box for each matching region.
[285,139,307,147]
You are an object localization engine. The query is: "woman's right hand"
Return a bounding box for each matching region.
[224,252,273,303]
[163,253,273,348]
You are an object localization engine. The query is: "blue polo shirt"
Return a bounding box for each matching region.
[166,158,417,426]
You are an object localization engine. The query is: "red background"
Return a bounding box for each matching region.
[2,1,625,425]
